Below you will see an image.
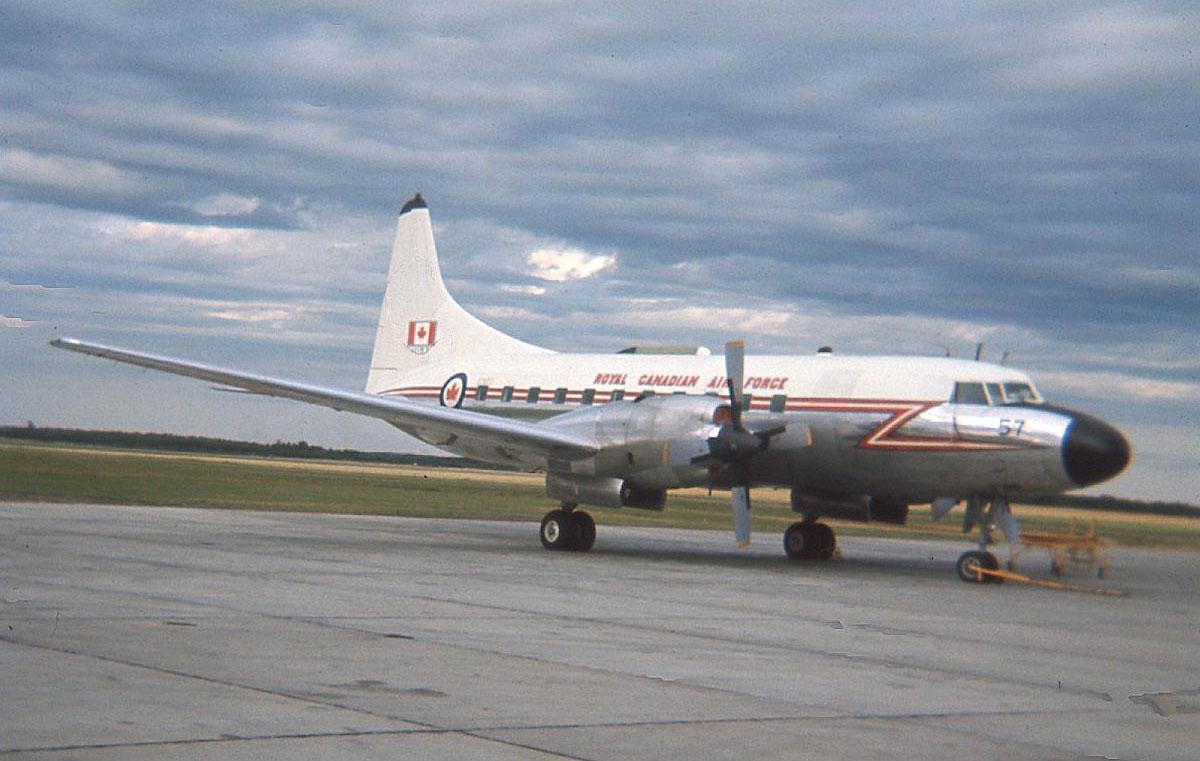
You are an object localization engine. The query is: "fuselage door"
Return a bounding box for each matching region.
[950,381,989,439]
[950,381,1007,474]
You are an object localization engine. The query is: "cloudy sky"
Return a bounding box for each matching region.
[2,2,1197,503]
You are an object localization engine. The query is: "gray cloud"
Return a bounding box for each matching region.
[2,1,1198,501]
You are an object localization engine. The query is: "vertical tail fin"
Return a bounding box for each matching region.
[366,194,549,394]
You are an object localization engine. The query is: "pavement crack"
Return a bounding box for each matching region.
[0,634,438,730]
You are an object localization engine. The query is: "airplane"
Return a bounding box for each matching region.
[52,193,1131,582]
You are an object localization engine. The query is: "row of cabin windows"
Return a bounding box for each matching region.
[472,385,790,412]
[476,383,1041,409]
[476,386,613,403]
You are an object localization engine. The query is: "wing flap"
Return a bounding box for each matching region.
[51,338,597,461]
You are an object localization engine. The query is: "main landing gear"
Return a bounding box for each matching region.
[539,505,596,552]
[783,520,836,561]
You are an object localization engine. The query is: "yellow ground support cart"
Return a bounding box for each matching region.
[1009,519,1111,578]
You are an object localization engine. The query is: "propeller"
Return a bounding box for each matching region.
[692,340,785,548]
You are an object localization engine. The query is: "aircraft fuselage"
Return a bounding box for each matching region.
[374,350,1127,504]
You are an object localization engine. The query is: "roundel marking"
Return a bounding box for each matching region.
[439,373,468,408]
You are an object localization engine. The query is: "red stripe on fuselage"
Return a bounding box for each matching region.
[376,386,1022,452]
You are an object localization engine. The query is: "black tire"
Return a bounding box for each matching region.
[785,521,836,561]
[810,522,836,560]
[540,509,575,550]
[956,550,1000,583]
[571,511,596,552]
[784,522,809,559]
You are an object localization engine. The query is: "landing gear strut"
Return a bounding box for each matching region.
[783,521,836,560]
[539,505,596,552]
[955,495,1015,583]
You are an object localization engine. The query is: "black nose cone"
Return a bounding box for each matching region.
[1063,413,1131,487]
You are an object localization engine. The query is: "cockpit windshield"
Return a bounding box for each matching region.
[951,380,1043,406]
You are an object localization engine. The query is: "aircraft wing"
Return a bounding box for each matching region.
[50,338,598,461]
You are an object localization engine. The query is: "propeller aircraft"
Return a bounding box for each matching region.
[52,194,1132,581]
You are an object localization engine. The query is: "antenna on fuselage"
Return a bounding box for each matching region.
[974,342,984,361]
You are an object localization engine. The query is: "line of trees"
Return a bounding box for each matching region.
[2,424,510,471]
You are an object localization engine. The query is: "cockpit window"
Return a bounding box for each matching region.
[953,380,1043,405]
[986,383,1003,404]
[1002,382,1041,404]
[952,382,988,405]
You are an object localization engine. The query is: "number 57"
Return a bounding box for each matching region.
[999,419,1025,437]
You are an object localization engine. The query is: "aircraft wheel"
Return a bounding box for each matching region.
[783,522,810,559]
[956,550,1000,583]
[809,522,836,560]
[571,510,596,552]
[540,509,575,551]
[785,521,836,561]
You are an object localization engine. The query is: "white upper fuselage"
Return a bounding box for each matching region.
[375,351,1036,414]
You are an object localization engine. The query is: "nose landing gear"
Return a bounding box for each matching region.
[956,495,1016,583]
[955,549,1001,583]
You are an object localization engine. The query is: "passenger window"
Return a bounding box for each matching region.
[527,386,541,403]
[952,382,988,405]
[581,388,595,405]
[553,387,567,404]
[986,383,1003,405]
[501,386,514,402]
[475,385,489,401]
[770,394,787,413]
[610,389,625,402]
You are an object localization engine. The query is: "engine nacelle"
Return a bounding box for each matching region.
[542,394,725,488]
[546,473,666,511]
[542,393,796,493]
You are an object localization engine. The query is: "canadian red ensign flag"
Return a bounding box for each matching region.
[406,320,437,352]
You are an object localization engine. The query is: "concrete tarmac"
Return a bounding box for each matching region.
[1,502,1197,760]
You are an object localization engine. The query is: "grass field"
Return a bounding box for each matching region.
[3,439,1197,550]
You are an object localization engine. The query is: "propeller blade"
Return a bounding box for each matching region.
[753,425,787,444]
[719,341,760,548]
[731,485,751,548]
[724,340,745,425]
